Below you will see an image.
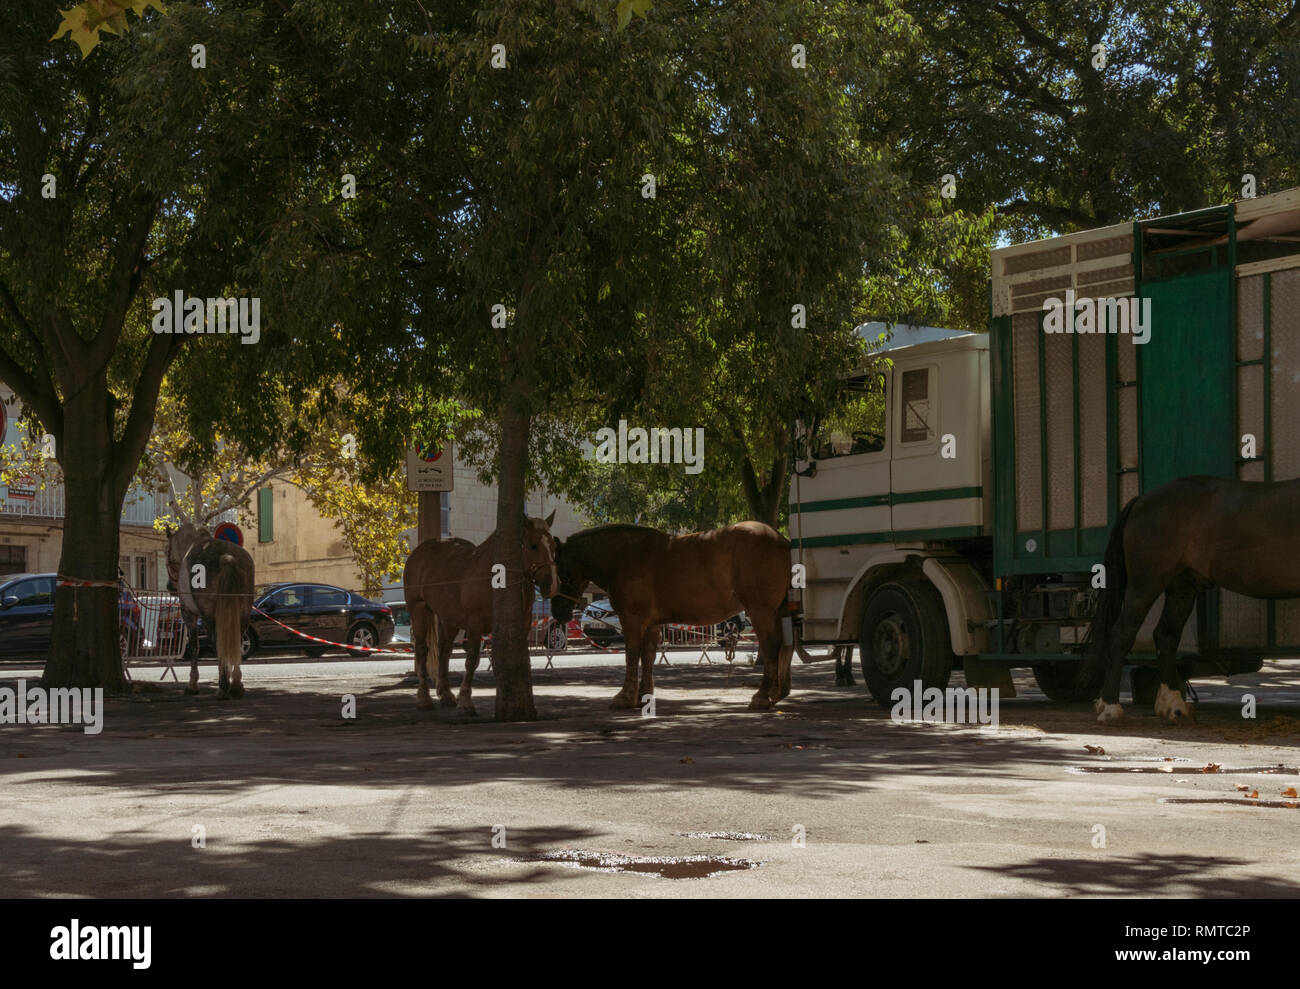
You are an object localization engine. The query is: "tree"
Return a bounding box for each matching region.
[142,383,418,596]
[895,0,1300,241]
[0,1,377,688]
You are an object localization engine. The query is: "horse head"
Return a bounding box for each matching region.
[549,534,589,624]
[523,509,558,599]
[165,522,210,595]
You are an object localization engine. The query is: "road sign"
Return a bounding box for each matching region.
[406,441,454,492]
[214,522,244,546]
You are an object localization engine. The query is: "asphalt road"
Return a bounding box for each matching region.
[1,656,1298,897]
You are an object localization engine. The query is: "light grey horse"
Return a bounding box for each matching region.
[165,523,255,698]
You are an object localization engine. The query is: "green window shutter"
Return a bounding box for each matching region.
[258,488,274,542]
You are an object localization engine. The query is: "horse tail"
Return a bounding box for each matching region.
[214,556,245,678]
[1077,497,1136,686]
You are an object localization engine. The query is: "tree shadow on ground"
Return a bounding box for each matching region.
[1,664,1296,804]
[0,822,603,898]
[968,852,1300,898]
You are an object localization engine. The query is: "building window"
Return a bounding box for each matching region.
[258,488,274,543]
[118,554,150,589]
[440,491,450,539]
[0,544,26,576]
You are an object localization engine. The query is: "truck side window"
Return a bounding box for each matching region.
[812,371,888,460]
[900,368,933,443]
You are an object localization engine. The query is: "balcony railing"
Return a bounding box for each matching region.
[0,481,167,527]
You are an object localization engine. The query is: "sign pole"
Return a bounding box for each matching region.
[417,491,440,545]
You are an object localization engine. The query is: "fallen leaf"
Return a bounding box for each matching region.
[1084,744,1105,755]
[1202,763,1220,773]
[1282,787,1298,798]
[1163,757,1175,761]
[1247,790,1259,799]
[1285,802,1299,809]
[679,757,694,764]
[1235,784,1251,792]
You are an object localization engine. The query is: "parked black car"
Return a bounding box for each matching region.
[231,582,395,659]
[0,572,142,658]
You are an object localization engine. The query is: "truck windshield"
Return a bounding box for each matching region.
[813,371,887,459]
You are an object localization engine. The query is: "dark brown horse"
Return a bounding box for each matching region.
[550,522,794,710]
[1084,475,1300,724]
[403,512,557,715]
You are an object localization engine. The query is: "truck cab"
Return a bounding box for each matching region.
[790,327,997,701]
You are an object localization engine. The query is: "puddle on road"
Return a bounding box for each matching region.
[522,849,760,879]
[1071,764,1299,775]
[681,831,770,842]
[1158,797,1300,809]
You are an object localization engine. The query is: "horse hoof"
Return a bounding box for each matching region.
[228,684,245,700]
[457,704,478,717]
[416,695,434,710]
[217,690,230,700]
[439,695,458,709]
[609,694,637,710]
[1095,702,1125,723]
[748,693,773,711]
[184,686,199,695]
[1154,683,1194,723]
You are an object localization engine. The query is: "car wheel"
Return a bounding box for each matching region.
[547,621,568,652]
[241,628,257,660]
[347,622,377,657]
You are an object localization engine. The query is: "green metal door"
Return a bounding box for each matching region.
[1137,268,1235,491]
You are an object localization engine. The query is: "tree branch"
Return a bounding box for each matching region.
[112,332,182,501]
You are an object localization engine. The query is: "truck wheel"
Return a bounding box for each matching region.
[1031,660,1101,702]
[859,580,953,707]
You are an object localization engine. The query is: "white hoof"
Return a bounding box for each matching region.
[1095,702,1125,723]
[1154,683,1193,723]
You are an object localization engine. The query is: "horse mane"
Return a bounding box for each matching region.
[567,523,661,541]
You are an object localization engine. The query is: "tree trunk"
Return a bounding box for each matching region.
[41,383,129,692]
[491,386,537,722]
[740,448,789,530]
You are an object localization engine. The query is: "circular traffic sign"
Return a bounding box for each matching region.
[416,441,444,462]
[214,522,244,546]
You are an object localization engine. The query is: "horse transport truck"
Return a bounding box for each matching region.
[789,186,1300,707]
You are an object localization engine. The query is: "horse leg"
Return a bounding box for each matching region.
[611,620,643,709]
[1095,585,1164,723]
[412,610,434,709]
[458,620,483,716]
[748,612,780,710]
[774,644,794,701]
[185,620,200,694]
[1152,573,1198,724]
[637,625,660,708]
[437,620,458,708]
[834,645,855,687]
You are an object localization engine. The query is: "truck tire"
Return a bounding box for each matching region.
[859,580,953,708]
[1031,660,1101,702]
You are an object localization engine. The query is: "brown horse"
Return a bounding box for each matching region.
[403,512,557,715]
[165,523,255,698]
[1084,475,1300,724]
[550,522,794,710]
